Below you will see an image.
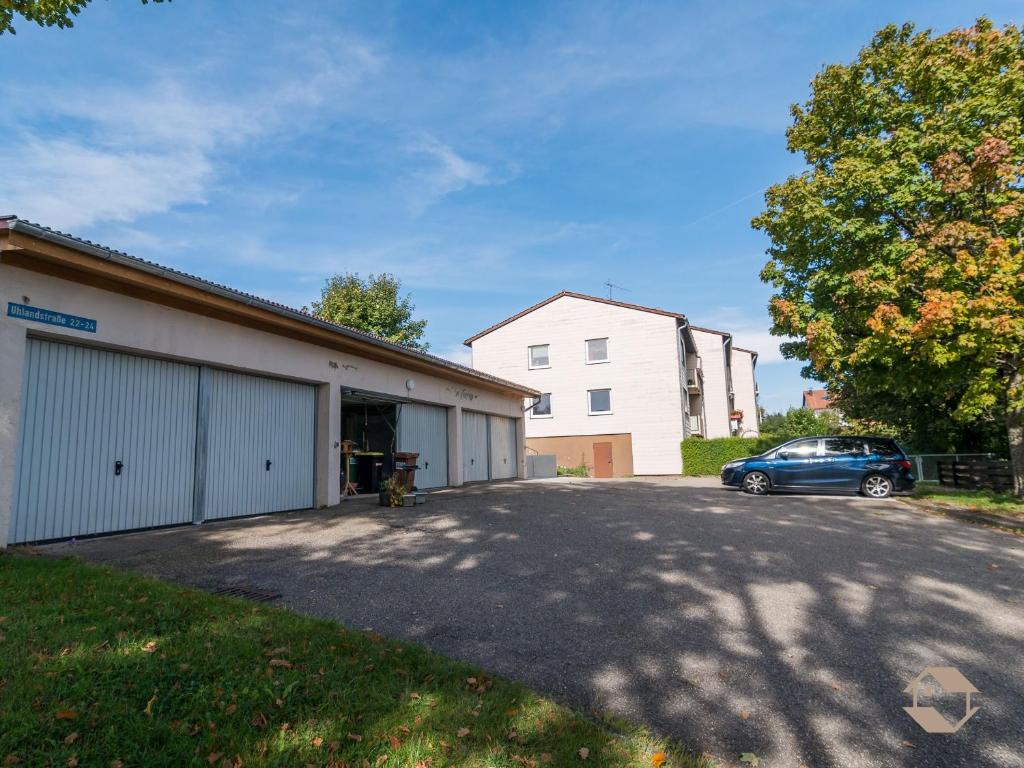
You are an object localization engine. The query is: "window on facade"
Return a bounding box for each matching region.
[586,338,609,364]
[528,344,550,369]
[824,437,866,456]
[588,388,612,415]
[531,393,552,418]
[780,438,818,457]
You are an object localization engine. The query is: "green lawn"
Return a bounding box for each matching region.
[913,486,1024,518]
[0,553,711,768]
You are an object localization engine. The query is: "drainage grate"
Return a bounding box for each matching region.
[209,584,282,603]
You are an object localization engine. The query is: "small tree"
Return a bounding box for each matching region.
[754,19,1024,495]
[0,1,165,35]
[306,273,429,350]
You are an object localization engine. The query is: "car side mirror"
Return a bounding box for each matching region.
[777,450,790,460]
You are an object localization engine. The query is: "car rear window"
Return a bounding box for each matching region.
[865,438,904,459]
[824,437,866,456]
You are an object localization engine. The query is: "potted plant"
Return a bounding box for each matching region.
[378,477,404,507]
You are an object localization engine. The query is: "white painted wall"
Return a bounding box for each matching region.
[470,295,686,474]
[730,349,759,437]
[0,264,525,546]
[691,329,731,438]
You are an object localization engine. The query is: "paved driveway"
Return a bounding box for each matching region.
[51,477,1024,768]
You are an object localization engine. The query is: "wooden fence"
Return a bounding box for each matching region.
[937,460,1014,492]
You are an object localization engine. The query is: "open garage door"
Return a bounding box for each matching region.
[488,415,518,479]
[200,369,315,521]
[11,339,199,543]
[462,411,489,482]
[397,403,449,489]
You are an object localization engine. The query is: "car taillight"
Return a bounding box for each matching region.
[895,459,912,470]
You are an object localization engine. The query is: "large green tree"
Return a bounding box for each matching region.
[0,0,165,35]
[754,19,1024,495]
[306,273,429,350]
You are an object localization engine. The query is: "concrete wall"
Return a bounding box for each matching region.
[691,329,732,438]
[730,349,760,437]
[471,295,686,474]
[0,264,525,546]
[526,433,634,477]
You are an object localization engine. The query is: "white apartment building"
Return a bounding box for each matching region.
[466,292,760,477]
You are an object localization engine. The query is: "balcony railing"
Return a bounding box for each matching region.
[685,369,701,393]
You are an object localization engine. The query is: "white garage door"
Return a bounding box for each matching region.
[462,410,490,482]
[397,403,449,489]
[11,339,199,543]
[488,415,518,479]
[200,368,315,520]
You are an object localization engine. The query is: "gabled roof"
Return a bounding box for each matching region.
[803,388,831,410]
[464,290,687,346]
[0,215,537,397]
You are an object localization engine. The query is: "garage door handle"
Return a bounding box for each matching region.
[114,460,124,476]
[266,459,272,471]
[424,460,429,469]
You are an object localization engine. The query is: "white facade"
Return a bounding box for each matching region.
[0,218,533,546]
[468,292,760,476]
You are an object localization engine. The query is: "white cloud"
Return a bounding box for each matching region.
[695,306,790,364]
[436,343,474,367]
[404,134,494,212]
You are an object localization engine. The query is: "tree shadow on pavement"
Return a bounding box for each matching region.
[53,477,1024,768]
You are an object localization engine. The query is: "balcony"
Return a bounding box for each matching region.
[688,414,703,436]
[686,368,702,394]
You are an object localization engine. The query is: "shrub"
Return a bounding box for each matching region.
[557,464,589,477]
[681,437,764,475]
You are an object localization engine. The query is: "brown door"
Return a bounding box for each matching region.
[593,442,613,478]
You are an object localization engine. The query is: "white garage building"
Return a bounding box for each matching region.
[0,217,535,547]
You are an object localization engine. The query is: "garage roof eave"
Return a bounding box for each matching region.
[3,217,538,399]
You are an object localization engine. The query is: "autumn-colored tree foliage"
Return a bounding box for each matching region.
[754,19,1024,495]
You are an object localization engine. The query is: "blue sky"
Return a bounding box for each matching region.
[2,1,1020,410]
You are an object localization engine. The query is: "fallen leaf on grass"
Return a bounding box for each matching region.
[142,641,158,653]
[251,712,268,728]
[578,747,589,760]
[207,753,222,764]
[739,753,760,766]
[409,692,421,700]
[268,659,292,669]
[457,727,470,738]
[347,733,363,742]
[144,695,157,716]
[225,703,237,715]
[110,761,124,768]
[66,757,78,767]
[56,710,78,720]
[310,737,323,747]
[388,736,402,749]
[652,752,666,767]
[3,755,20,766]
[64,733,79,746]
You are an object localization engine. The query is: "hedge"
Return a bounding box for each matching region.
[681,436,772,476]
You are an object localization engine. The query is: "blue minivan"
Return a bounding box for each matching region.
[720,436,915,498]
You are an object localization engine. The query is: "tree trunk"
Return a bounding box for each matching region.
[1010,368,1024,498]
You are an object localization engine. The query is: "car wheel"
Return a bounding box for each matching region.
[742,471,770,495]
[861,474,893,499]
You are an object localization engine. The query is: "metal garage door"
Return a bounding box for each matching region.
[462,410,489,482]
[11,339,199,543]
[200,368,315,520]
[488,415,518,479]
[397,403,448,489]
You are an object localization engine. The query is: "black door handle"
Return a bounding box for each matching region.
[266,459,272,471]
[114,460,124,476]
[425,460,429,469]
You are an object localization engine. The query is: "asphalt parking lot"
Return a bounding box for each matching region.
[51,477,1024,768]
